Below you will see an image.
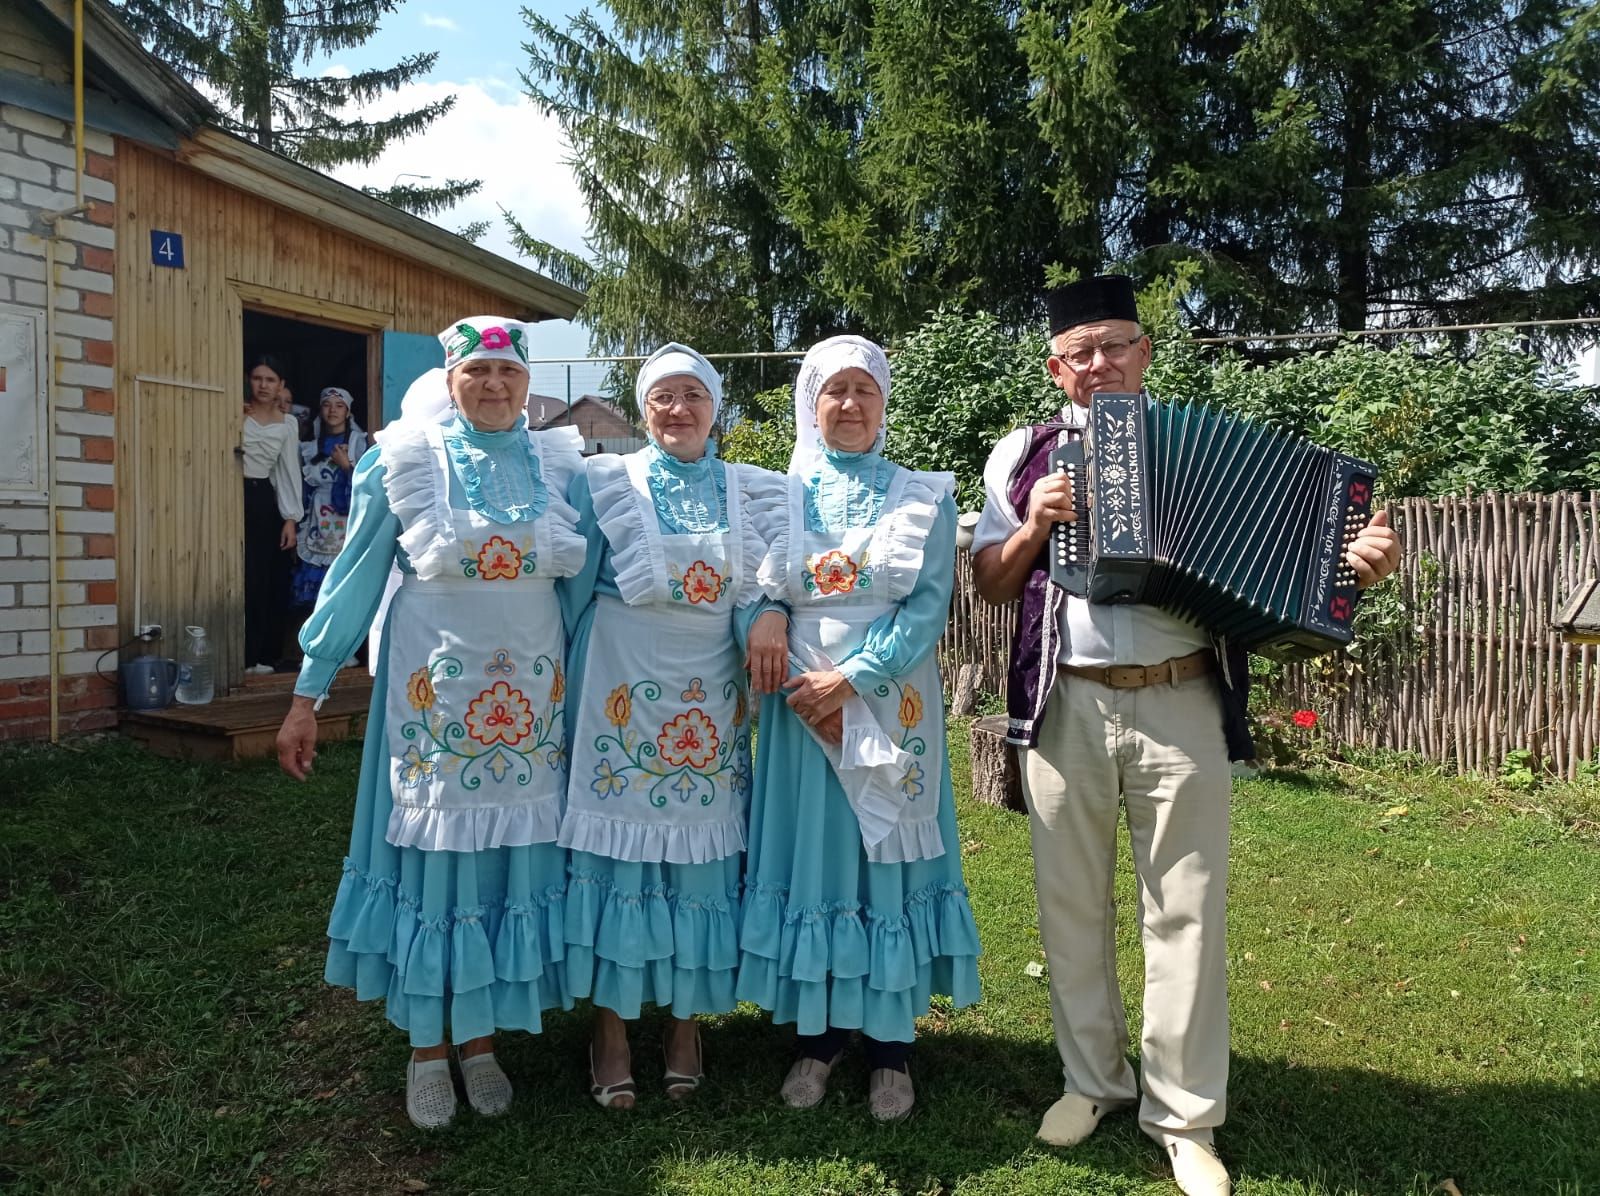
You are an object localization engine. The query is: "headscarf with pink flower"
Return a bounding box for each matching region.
[437,315,531,372]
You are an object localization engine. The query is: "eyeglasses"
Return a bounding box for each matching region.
[645,388,713,410]
[1053,335,1145,371]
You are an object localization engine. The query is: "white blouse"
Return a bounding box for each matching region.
[241,414,304,522]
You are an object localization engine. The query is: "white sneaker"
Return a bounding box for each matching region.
[1167,1138,1231,1196]
[1036,1092,1109,1147]
[459,1050,513,1116]
[405,1056,457,1129]
[246,663,276,675]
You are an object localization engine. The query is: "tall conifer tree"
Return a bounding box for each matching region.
[1023,0,1600,331]
[526,0,1599,347]
[115,0,480,217]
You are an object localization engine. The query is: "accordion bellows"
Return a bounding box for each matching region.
[1050,393,1378,661]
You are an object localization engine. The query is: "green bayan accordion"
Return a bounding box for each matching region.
[1049,393,1378,661]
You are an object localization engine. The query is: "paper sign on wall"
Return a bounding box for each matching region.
[0,306,45,496]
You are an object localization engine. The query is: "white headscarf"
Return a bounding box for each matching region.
[373,368,452,446]
[438,316,531,372]
[309,386,369,459]
[788,334,890,476]
[635,342,724,435]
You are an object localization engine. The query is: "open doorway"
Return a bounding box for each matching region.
[244,309,372,432]
[242,308,374,674]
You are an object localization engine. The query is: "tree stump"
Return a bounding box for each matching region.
[969,714,1025,813]
[949,664,980,717]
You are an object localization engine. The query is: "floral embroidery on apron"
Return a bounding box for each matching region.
[560,453,752,865]
[381,431,571,849]
[785,469,947,861]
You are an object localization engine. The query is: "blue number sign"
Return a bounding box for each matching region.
[150,230,185,269]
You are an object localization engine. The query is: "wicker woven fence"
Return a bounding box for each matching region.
[939,491,1600,779]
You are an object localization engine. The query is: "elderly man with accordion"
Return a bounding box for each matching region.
[971,274,1401,1196]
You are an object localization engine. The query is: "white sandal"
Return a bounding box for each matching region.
[458,1049,513,1117]
[589,1043,637,1110]
[663,1025,703,1101]
[405,1056,457,1129]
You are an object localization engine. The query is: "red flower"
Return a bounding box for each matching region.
[477,536,523,581]
[811,549,859,596]
[1292,709,1319,729]
[681,559,723,604]
[657,708,720,770]
[465,681,534,747]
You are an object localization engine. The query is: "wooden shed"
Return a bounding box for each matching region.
[0,0,582,737]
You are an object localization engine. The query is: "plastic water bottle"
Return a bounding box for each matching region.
[175,625,214,705]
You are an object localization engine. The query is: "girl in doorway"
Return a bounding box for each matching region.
[292,386,368,608]
[242,353,303,673]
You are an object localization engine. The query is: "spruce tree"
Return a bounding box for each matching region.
[526,0,1599,350]
[114,0,480,217]
[1023,0,1600,332]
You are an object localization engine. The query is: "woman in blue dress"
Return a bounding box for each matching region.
[291,386,369,609]
[735,335,981,1120]
[275,317,587,1129]
[560,343,788,1107]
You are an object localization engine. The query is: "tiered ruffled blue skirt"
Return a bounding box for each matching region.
[557,589,745,1020]
[564,852,742,1018]
[323,653,572,1048]
[734,697,982,1043]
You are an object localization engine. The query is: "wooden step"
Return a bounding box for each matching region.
[121,674,374,762]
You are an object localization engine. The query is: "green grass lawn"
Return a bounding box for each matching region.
[1,730,1595,1195]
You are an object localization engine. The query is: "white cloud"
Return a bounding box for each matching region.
[321,63,352,78]
[327,78,593,357]
[420,13,460,31]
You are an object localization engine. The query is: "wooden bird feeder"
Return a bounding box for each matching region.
[1554,579,1600,645]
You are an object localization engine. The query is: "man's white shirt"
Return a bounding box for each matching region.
[972,402,1209,668]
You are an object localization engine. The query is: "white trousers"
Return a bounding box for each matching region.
[1019,670,1231,1145]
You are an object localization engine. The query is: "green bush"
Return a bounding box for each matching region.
[720,385,795,473]
[885,310,1060,508]
[1144,334,1600,498]
[723,312,1600,504]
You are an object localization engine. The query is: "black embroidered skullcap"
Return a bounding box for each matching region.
[1046,274,1139,336]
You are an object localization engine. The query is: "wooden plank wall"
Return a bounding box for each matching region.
[113,140,526,689]
[937,491,1600,779]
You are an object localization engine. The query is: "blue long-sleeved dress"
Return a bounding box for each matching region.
[734,449,982,1042]
[559,447,784,1018]
[297,416,586,1048]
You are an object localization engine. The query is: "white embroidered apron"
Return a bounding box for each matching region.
[787,471,946,863]
[561,454,751,865]
[382,434,570,850]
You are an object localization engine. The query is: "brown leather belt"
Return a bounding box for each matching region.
[1061,648,1213,690]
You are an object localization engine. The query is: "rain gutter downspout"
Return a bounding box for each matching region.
[42,0,88,741]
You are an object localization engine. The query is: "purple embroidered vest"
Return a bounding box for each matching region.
[1004,422,1080,746]
[998,421,1257,759]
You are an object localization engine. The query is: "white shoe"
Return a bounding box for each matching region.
[1036,1092,1109,1147]
[868,1067,915,1121]
[458,1050,513,1116]
[1167,1138,1231,1196]
[405,1056,457,1129]
[246,663,276,675]
[780,1051,842,1109]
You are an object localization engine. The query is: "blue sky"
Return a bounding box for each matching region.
[316,2,600,375]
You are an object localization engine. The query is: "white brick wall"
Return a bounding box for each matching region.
[0,101,117,708]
